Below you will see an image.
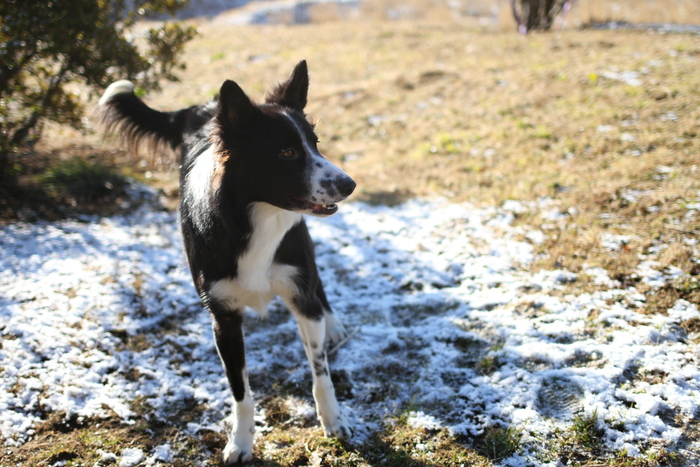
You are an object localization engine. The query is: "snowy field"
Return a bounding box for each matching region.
[1,187,699,465]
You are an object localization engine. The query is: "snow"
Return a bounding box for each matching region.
[600,233,632,251]
[1,193,698,465]
[406,411,441,430]
[119,447,145,466]
[97,450,118,463]
[600,70,643,87]
[149,444,174,463]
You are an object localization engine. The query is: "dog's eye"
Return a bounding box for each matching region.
[280,148,296,159]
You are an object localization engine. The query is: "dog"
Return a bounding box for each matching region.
[99,61,355,464]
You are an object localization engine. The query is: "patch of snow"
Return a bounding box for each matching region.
[406,411,441,430]
[289,398,316,421]
[1,196,698,465]
[600,233,632,251]
[668,300,700,322]
[584,266,620,288]
[367,114,385,126]
[636,260,666,287]
[97,450,118,463]
[621,189,650,203]
[501,199,529,214]
[148,444,174,464]
[525,230,545,245]
[541,208,566,221]
[600,70,642,86]
[660,112,678,122]
[120,447,145,467]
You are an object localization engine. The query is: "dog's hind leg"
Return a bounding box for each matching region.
[287,298,353,439]
[315,280,347,344]
[211,311,255,464]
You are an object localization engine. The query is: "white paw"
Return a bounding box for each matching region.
[224,430,253,465]
[320,411,354,440]
[224,442,253,465]
[325,313,347,344]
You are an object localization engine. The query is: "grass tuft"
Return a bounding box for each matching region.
[572,410,604,450]
[477,425,523,461]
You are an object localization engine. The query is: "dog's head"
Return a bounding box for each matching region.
[214,60,355,217]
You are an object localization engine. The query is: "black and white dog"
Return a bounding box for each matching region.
[99,61,355,464]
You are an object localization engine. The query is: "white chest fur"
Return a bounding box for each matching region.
[209,202,302,315]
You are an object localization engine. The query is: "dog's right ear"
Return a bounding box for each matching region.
[265,60,309,111]
[217,80,261,131]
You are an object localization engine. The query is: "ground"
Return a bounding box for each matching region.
[1,15,700,467]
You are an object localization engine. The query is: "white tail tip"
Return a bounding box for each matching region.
[99,80,135,106]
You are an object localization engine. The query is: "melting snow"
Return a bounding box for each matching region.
[1,194,698,465]
[119,447,145,467]
[600,233,632,251]
[600,70,643,87]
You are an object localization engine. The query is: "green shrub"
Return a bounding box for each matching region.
[0,0,197,180]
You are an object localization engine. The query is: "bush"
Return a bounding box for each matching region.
[0,0,197,180]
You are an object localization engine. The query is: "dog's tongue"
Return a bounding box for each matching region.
[310,203,338,216]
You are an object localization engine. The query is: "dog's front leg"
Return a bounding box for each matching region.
[316,280,347,344]
[293,309,353,439]
[211,312,255,464]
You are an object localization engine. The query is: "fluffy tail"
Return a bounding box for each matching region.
[98,80,211,161]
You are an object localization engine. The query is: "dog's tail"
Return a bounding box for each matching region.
[98,80,209,162]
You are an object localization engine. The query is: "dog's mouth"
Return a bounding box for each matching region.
[289,199,339,216]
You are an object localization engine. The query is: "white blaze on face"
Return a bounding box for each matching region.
[280,111,353,206]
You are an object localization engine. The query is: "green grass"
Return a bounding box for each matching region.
[40,157,126,201]
[477,426,523,461]
[571,410,604,450]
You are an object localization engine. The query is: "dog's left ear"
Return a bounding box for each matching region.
[265,60,309,111]
[218,79,262,131]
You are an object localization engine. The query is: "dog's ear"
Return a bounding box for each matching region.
[265,60,309,111]
[217,80,261,131]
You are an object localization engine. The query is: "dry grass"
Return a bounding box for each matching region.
[16,12,700,467]
[2,412,208,467]
[565,0,700,27]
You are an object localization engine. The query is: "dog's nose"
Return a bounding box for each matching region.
[337,176,356,197]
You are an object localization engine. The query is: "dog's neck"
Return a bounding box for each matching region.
[237,202,301,291]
